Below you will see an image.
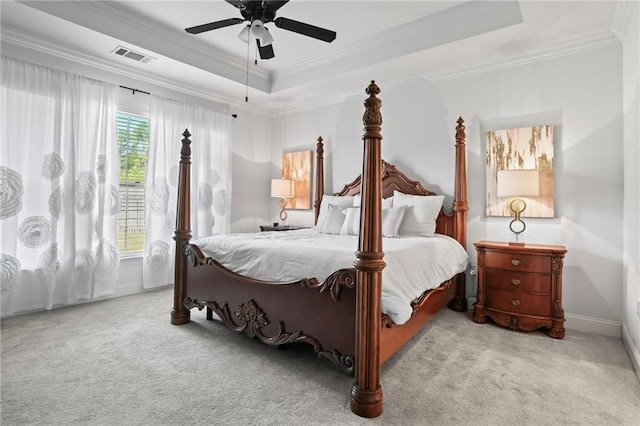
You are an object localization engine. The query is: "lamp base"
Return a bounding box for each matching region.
[508,241,525,246]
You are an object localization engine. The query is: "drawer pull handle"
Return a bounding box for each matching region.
[512,299,521,306]
[511,278,521,286]
[511,259,521,266]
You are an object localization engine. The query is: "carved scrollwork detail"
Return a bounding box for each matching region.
[508,316,520,330]
[299,268,356,302]
[235,300,269,338]
[506,315,538,331]
[553,299,564,318]
[211,299,319,348]
[381,160,395,179]
[318,350,355,376]
[184,297,355,374]
[552,257,564,274]
[381,314,394,329]
[184,297,206,310]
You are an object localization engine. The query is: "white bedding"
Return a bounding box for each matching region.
[194,229,468,325]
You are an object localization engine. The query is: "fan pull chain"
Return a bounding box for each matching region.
[245,33,250,102]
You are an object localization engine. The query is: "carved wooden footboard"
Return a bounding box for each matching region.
[183,244,358,375]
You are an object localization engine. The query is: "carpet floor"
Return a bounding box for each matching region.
[2,287,639,425]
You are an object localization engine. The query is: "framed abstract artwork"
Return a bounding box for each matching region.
[486,125,554,218]
[282,150,312,210]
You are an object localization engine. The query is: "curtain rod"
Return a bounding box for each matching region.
[119,85,238,118]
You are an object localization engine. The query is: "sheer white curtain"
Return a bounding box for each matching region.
[0,57,120,315]
[143,95,231,288]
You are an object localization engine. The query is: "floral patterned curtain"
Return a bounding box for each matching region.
[143,95,231,288]
[0,57,119,315]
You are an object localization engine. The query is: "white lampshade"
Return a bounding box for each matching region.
[238,25,250,43]
[259,27,274,46]
[271,178,294,198]
[250,20,274,46]
[497,169,540,197]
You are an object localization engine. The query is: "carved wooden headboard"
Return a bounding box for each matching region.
[312,117,467,248]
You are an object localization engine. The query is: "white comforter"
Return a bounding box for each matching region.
[194,229,468,325]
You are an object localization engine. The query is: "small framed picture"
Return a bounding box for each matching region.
[282,150,312,210]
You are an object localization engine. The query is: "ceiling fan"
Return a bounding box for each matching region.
[185,0,337,60]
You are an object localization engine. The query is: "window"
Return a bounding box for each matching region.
[117,112,149,253]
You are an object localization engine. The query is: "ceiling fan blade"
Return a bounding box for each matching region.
[185,18,244,34]
[274,17,336,43]
[225,0,246,9]
[257,40,275,60]
[265,1,289,12]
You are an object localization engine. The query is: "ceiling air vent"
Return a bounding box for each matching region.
[112,46,155,64]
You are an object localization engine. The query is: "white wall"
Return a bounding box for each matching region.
[272,44,625,337]
[621,2,640,378]
[229,110,273,233]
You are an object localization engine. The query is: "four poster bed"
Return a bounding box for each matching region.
[170,81,468,418]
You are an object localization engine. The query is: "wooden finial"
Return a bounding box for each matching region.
[316,136,324,157]
[456,117,466,142]
[363,81,382,127]
[365,80,380,96]
[180,129,192,162]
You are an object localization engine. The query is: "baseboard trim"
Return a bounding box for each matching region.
[622,324,640,383]
[565,313,622,338]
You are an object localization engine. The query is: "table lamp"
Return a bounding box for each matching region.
[271,178,294,224]
[497,169,540,245]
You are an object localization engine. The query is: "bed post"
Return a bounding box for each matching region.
[449,117,469,312]
[350,81,384,418]
[313,136,324,225]
[171,129,192,325]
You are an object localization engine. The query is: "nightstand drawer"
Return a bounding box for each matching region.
[485,269,551,294]
[485,251,551,274]
[485,289,551,317]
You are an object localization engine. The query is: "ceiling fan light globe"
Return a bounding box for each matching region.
[238,25,250,43]
[260,28,274,47]
[250,19,267,39]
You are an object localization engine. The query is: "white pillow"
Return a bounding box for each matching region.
[315,195,354,230]
[319,203,347,234]
[340,205,407,238]
[393,190,444,237]
[340,207,360,236]
[353,193,393,208]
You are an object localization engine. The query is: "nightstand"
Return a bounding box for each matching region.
[259,225,308,232]
[472,240,567,339]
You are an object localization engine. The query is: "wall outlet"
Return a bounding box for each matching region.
[468,264,477,277]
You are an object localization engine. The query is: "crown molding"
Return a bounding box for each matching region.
[270,0,524,93]
[611,0,638,41]
[272,29,621,117]
[429,30,620,83]
[15,0,270,93]
[1,27,272,117]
